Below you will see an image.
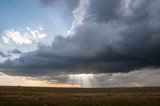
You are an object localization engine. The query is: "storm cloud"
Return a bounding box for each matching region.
[1,0,160,76]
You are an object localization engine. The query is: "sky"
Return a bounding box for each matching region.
[0,0,160,87]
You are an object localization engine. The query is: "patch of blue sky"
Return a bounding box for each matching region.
[0,0,73,53]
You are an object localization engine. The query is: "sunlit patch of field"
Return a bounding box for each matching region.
[0,86,160,106]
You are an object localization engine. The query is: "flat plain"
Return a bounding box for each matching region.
[0,86,160,106]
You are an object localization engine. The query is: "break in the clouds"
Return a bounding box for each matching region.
[1,0,160,76]
[1,68,159,87]
[2,27,47,45]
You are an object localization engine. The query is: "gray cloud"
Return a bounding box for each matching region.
[94,68,160,87]
[0,51,10,57]
[8,49,21,54]
[1,0,160,76]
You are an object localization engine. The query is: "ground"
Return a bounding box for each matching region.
[0,86,160,106]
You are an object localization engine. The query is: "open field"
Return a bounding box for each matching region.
[0,86,160,106]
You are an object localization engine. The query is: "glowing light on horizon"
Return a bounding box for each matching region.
[66,74,98,88]
[0,72,78,87]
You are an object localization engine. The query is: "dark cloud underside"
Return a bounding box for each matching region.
[1,0,160,76]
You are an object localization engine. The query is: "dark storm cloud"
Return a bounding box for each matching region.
[86,0,122,22]
[1,0,160,76]
[8,49,21,54]
[86,0,152,23]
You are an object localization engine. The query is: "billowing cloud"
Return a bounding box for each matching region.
[2,27,47,45]
[1,0,160,76]
[67,0,90,35]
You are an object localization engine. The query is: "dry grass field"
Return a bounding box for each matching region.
[0,86,160,106]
